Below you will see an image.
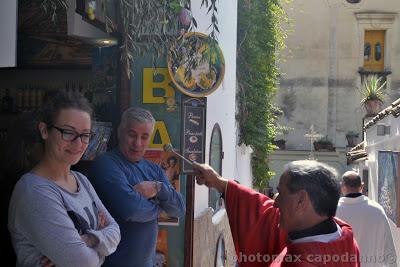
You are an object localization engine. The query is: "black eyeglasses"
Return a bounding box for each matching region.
[52,126,95,144]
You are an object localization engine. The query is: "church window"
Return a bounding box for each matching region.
[363,30,385,72]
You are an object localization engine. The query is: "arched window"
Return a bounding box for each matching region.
[209,123,223,210]
[214,234,227,267]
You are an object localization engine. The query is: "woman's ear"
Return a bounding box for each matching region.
[38,122,48,140]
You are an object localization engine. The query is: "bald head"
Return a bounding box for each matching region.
[341,171,363,194]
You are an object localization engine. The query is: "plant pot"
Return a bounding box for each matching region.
[273,139,286,150]
[364,99,383,116]
[345,135,358,147]
[313,142,335,151]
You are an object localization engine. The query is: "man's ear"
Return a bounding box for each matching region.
[38,122,48,140]
[295,190,309,211]
[340,184,346,195]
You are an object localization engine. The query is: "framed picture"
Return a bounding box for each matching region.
[18,35,92,68]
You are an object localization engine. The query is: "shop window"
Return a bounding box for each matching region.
[209,124,223,211]
[363,30,385,72]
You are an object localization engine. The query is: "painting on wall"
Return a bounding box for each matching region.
[18,35,92,68]
[154,229,168,267]
[144,149,180,225]
[377,151,400,226]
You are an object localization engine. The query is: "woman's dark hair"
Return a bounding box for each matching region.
[40,91,93,127]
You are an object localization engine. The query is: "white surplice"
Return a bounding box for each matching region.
[336,195,397,267]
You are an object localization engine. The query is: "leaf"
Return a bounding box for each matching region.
[192,18,198,28]
[41,0,220,83]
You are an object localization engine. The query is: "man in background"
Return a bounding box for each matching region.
[336,171,397,267]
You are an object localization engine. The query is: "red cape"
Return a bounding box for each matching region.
[225,180,360,267]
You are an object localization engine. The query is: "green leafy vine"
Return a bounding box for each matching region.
[37,0,220,79]
[237,0,289,190]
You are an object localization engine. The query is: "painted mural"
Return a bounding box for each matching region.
[378,151,399,225]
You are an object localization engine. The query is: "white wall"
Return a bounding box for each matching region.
[365,114,400,265]
[190,0,251,217]
[0,0,17,67]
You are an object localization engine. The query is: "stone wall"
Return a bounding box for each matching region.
[193,208,236,267]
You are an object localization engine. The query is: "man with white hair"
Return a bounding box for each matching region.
[89,107,185,267]
[336,171,397,267]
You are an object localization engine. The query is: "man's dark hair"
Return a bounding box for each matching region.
[341,171,362,188]
[284,160,340,217]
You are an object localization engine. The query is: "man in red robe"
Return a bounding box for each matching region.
[193,160,360,267]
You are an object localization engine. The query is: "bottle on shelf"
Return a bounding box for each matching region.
[2,88,14,113]
[36,88,44,109]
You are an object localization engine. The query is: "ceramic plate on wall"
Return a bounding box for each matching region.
[168,32,225,97]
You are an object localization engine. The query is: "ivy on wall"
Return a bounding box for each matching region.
[237,0,289,190]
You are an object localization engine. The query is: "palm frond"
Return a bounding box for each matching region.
[359,75,386,104]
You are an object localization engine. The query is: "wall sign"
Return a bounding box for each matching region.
[182,96,206,173]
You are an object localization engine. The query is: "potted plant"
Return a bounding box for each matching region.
[273,124,292,150]
[313,135,335,151]
[272,139,286,150]
[345,131,359,147]
[359,75,386,116]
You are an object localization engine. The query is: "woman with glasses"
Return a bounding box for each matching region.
[8,92,120,267]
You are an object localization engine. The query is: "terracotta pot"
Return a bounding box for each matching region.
[273,139,286,150]
[364,99,383,116]
[345,135,358,147]
[313,142,335,151]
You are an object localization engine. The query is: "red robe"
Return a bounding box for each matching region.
[225,180,360,267]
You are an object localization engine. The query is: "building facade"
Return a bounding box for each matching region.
[270,0,400,188]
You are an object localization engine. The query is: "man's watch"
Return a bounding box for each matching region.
[155,181,162,194]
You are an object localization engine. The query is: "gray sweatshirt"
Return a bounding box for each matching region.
[8,171,121,267]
